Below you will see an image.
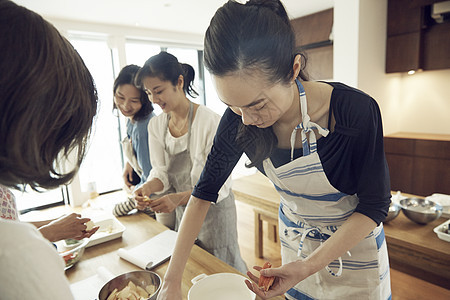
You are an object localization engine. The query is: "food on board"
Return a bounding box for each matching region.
[258,261,275,292]
[106,280,156,300]
[85,220,95,231]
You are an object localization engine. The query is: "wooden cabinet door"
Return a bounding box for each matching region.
[386,154,414,192]
[413,157,450,196]
[422,22,450,70]
[386,32,421,73]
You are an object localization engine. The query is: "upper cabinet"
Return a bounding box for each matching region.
[386,0,450,73]
[291,9,333,80]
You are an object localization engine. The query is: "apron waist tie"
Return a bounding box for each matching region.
[285,226,351,277]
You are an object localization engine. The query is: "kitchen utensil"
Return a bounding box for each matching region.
[433,219,450,242]
[383,201,401,223]
[188,273,255,300]
[400,197,442,224]
[59,238,89,271]
[98,270,161,300]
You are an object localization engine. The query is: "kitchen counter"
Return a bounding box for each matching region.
[21,191,283,300]
[232,172,450,289]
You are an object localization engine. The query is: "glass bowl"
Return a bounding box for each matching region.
[58,238,89,270]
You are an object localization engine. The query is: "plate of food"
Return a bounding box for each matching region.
[85,216,126,247]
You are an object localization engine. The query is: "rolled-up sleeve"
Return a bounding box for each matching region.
[147,115,171,194]
[352,98,391,225]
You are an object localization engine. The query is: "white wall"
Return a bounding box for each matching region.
[334,0,450,136]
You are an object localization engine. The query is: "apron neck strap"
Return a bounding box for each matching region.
[164,100,194,151]
[290,79,329,161]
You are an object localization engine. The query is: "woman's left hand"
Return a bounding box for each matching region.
[244,260,312,299]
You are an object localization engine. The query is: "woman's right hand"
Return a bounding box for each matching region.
[134,183,152,210]
[244,260,313,299]
[122,162,135,189]
[156,280,182,300]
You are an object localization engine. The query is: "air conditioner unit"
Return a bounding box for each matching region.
[431,1,450,23]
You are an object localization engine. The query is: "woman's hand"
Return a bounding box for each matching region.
[244,260,312,299]
[134,183,152,210]
[156,280,182,300]
[122,162,135,190]
[148,191,190,213]
[147,194,178,213]
[38,213,99,242]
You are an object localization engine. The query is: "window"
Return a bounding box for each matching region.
[14,187,66,214]
[69,36,123,194]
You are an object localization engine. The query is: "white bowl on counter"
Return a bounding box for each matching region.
[188,273,255,300]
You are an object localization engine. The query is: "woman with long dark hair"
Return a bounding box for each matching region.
[112,65,156,217]
[134,51,247,273]
[156,1,391,299]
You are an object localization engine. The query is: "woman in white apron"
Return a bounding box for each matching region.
[156,1,392,300]
[134,52,247,273]
[111,65,156,217]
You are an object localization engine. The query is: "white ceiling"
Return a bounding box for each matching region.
[14,0,334,35]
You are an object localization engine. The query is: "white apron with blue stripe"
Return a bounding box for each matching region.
[262,79,391,300]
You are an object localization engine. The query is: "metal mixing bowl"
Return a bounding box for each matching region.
[400,197,443,224]
[383,201,401,223]
[98,270,161,300]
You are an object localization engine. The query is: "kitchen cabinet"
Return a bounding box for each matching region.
[384,132,450,196]
[386,0,450,73]
[290,9,333,80]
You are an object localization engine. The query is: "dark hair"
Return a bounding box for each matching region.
[0,0,98,190]
[113,64,154,121]
[204,0,308,167]
[136,51,198,98]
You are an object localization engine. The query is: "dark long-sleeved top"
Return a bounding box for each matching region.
[193,82,391,225]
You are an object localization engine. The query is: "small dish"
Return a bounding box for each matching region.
[433,219,450,242]
[59,238,89,270]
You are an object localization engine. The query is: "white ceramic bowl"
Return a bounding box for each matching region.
[188,273,255,300]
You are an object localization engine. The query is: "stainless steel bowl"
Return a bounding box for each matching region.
[400,197,443,224]
[383,201,401,223]
[98,270,161,300]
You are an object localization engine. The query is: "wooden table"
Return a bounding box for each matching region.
[232,172,450,289]
[22,191,283,300]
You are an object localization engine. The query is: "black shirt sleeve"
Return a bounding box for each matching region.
[321,83,391,225]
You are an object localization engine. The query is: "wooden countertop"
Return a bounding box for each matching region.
[22,191,283,300]
[232,172,450,289]
[385,132,450,141]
